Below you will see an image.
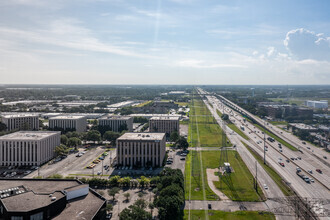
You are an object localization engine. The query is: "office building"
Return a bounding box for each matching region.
[0,131,60,166]
[98,115,133,132]
[1,114,39,131]
[305,100,328,109]
[0,179,106,220]
[49,115,87,133]
[116,133,166,167]
[149,116,180,136]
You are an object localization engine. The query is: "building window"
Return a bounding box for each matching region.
[11,217,23,220]
[30,212,43,220]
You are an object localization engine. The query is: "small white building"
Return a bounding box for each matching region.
[305,100,328,109]
[0,131,60,166]
[49,115,87,133]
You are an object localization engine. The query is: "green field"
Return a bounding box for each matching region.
[184,210,275,220]
[185,151,219,200]
[213,150,265,202]
[227,123,250,140]
[269,121,288,126]
[176,102,189,106]
[254,123,298,151]
[241,141,294,196]
[189,97,231,148]
[185,150,265,201]
[134,100,152,107]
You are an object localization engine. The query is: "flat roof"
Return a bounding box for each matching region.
[150,116,180,120]
[2,114,38,118]
[99,115,132,120]
[0,131,60,141]
[0,179,105,219]
[117,132,165,141]
[49,115,86,120]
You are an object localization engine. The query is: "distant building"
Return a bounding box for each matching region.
[153,101,178,109]
[305,100,328,109]
[290,123,318,132]
[116,133,166,167]
[149,116,180,137]
[1,114,39,131]
[130,114,181,119]
[0,179,106,220]
[0,131,60,166]
[98,115,133,132]
[49,115,87,133]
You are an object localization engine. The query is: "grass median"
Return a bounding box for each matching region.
[253,123,298,151]
[227,123,250,140]
[184,210,275,220]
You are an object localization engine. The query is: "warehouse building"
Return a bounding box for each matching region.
[1,114,39,131]
[0,179,106,220]
[116,133,166,167]
[98,115,133,132]
[49,115,87,133]
[0,131,60,166]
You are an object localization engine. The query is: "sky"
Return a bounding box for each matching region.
[0,0,330,85]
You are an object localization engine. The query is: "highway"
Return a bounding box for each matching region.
[197,88,330,219]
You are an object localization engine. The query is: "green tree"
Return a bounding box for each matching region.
[176,136,189,150]
[60,135,68,145]
[105,204,113,213]
[119,199,152,220]
[124,192,130,202]
[108,187,120,201]
[109,175,120,186]
[103,131,121,143]
[54,144,68,156]
[0,122,7,132]
[86,130,101,143]
[67,137,82,150]
[170,131,179,142]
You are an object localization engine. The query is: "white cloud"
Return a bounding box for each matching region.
[284,28,330,61]
[267,47,276,57]
[175,59,247,68]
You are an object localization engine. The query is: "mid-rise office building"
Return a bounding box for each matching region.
[1,114,39,131]
[0,179,106,220]
[0,131,60,166]
[49,115,87,133]
[116,133,166,167]
[149,116,180,136]
[305,100,328,109]
[98,115,133,132]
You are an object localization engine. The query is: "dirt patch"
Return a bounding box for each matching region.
[194,188,200,191]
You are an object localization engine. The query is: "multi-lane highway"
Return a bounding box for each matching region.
[197,88,330,219]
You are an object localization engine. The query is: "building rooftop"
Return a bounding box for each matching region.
[0,131,60,141]
[150,116,180,120]
[117,132,165,141]
[99,115,132,120]
[49,115,86,120]
[0,179,105,219]
[2,114,38,118]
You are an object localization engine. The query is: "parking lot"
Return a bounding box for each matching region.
[164,148,187,173]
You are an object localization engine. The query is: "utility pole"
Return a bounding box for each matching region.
[263,123,266,164]
[102,159,104,175]
[255,161,258,192]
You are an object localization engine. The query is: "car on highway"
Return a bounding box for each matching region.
[286,159,290,163]
[323,156,327,159]
[316,169,322,174]
[208,204,212,209]
[180,157,185,161]
[97,171,101,175]
[76,153,83,157]
[302,142,306,145]
[310,178,314,183]
[263,184,268,190]
[279,162,285,167]
[308,170,313,174]
[297,157,301,160]
[296,167,301,172]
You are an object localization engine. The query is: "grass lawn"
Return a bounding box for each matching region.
[134,100,152,107]
[184,151,219,201]
[185,150,265,201]
[241,141,294,196]
[176,101,189,106]
[227,123,250,140]
[189,97,231,148]
[180,120,189,125]
[254,123,298,151]
[213,150,265,202]
[184,210,275,220]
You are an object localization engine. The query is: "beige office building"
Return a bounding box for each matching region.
[116,133,166,167]
[149,116,180,136]
[49,115,87,132]
[0,131,60,166]
[1,114,39,131]
[98,115,133,132]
